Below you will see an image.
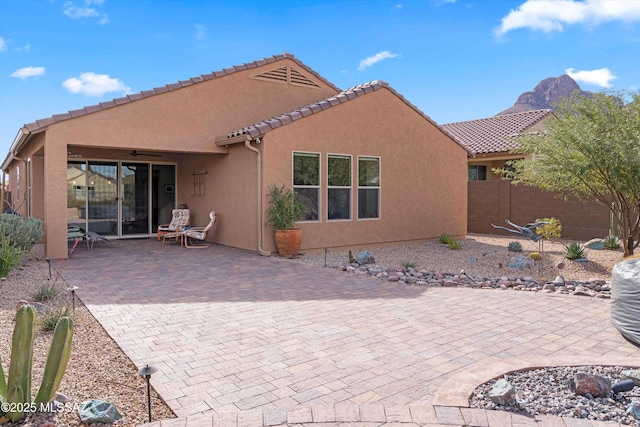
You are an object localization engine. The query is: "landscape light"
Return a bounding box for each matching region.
[137,364,158,423]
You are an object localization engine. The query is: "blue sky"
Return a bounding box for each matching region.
[1,0,639,158]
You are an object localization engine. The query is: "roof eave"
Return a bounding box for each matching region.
[215,134,253,147]
[1,127,32,171]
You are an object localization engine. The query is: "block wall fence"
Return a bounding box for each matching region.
[468,181,611,241]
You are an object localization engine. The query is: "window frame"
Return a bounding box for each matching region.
[292,151,321,223]
[468,165,487,181]
[326,153,352,222]
[357,155,381,221]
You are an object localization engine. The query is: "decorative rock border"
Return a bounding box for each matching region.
[333,263,613,298]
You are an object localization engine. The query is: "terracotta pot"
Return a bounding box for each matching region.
[274,229,302,257]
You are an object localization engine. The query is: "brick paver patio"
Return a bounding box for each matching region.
[57,239,640,426]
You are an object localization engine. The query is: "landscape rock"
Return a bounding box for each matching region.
[611,379,635,394]
[356,250,375,265]
[32,302,49,314]
[78,399,122,424]
[488,378,516,406]
[568,372,611,397]
[621,369,640,386]
[628,400,640,420]
[507,255,534,270]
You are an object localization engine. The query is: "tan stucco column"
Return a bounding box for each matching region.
[43,136,69,259]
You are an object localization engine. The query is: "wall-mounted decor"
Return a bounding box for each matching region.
[192,171,207,197]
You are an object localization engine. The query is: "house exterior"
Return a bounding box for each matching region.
[441,109,553,181]
[1,53,469,259]
[441,110,610,240]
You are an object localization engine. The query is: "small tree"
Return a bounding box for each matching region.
[497,90,640,257]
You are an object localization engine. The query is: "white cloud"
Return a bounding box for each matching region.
[16,43,31,52]
[11,66,46,79]
[0,37,6,52]
[566,67,617,88]
[62,72,131,96]
[495,0,640,36]
[63,0,109,24]
[358,51,399,71]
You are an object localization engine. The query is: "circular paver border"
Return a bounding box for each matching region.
[433,355,640,407]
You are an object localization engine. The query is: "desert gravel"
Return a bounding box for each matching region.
[292,233,627,282]
[0,245,175,426]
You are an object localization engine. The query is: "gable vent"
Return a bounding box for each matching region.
[252,66,320,88]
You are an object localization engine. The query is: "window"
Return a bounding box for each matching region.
[293,152,320,221]
[327,154,351,220]
[358,156,380,219]
[468,165,487,181]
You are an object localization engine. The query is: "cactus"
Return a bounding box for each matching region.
[0,304,74,422]
[34,316,74,405]
[6,305,36,422]
[0,353,7,406]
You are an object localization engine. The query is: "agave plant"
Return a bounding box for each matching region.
[508,241,523,252]
[564,242,586,260]
[603,235,621,250]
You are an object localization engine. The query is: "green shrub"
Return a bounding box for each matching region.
[0,214,44,252]
[437,233,461,249]
[535,217,562,241]
[0,236,24,278]
[528,251,542,261]
[31,283,59,302]
[564,242,586,260]
[448,239,462,250]
[39,305,72,331]
[401,261,417,269]
[603,235,621,250]
[438,233,452,244]
[508,241,523,252]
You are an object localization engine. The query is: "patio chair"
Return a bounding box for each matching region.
[184,211,217,248]
[67,225,89,250]
[85,231,112,250]
[157,209,190,241]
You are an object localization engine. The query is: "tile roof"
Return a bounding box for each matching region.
[441,109,553,155]
[20,53,340,134]
[222,81,472,154]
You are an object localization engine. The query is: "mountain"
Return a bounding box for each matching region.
[498,75,593,115]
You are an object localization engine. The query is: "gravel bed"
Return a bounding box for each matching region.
[0,245,175,426]
[292,233,625,283]
[469,366,640,426]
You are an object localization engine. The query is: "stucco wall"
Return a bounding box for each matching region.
[260,88,468,253]
[47,58,336,154]
[176,148,258,251]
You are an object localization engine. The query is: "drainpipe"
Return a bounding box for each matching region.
[244,139,271,256]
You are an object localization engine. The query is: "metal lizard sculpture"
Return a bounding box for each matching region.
[490,219,550,242]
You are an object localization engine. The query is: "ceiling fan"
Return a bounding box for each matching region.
[130,150,163,157]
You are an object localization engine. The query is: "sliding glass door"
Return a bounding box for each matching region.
[86,162,118,235]
[121,163,149,235]
[67,160,175,237]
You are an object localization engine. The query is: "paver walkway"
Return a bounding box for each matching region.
[57,240,640,426]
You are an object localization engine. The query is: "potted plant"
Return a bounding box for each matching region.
[266,184,308,257]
